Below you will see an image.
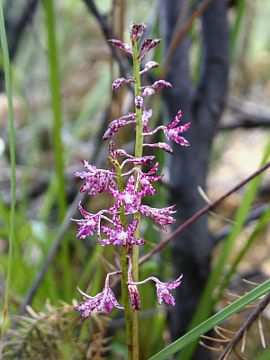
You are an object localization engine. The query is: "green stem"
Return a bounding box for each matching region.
[112,158,133,359]
[132,39,143,360]
[0,1,16,343]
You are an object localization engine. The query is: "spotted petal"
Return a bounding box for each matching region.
[108,39,132,55]
[112,77,134,91]
[138,38,161,61]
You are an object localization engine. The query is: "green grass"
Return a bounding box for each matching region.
[0,0,17,339]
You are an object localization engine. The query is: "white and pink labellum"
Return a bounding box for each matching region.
[74,160,115,195]
[112,77,135,91]
[138,38,161,61]
[109,176,147,215]
[135,95,143,109]
[75,272,123,317]
[108,39,133,55]
[100,217,144,246]
[130,23,147,42]
[122,163,161,196]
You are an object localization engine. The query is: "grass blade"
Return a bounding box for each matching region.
[150,279,270,360]
[217,206,270,300]
[0,0,16,340]
[230,0,245,58]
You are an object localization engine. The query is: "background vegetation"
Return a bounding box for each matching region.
[1,0,270,359]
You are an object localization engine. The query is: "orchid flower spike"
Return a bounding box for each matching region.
[73,22,189,326]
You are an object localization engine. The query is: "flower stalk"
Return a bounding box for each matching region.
[131,35,143,360]
[111,156,134,358]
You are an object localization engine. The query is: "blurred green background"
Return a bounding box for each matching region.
[1,1,270,358]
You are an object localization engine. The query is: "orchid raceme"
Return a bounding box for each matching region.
[73,22,190,359]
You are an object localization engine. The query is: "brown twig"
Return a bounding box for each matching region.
[218,291,270,360]
[139,160,270,265]
[220,114,270,130]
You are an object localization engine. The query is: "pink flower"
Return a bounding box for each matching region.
[129,274,183,307]
[164,110,190,146]
[138,39,161,61]
[142,110,190,147]
[122,163,161,196]
[75,272,123,317]
[108,39,133,55]
[153,275,183,306]
[135,163,161,196]
[112,77,134,91]
[109,176,147,215]
[100,217,144,246]
[139,204,176,228]
[74,160,114,195]
[109,176,176,228]
[73,203,111,240]
[130,23,147,41]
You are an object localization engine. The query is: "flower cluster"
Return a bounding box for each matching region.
[74,23,189,317]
